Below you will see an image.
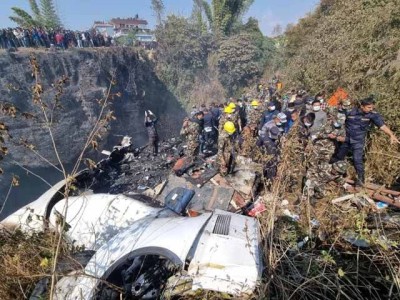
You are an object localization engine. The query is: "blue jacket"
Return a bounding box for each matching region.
[260,110,278,127]
[345,108,384,143]
[285,119,294,133]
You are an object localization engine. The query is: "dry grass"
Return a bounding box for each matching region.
[0,227,70,300]
[365,131,400,186]
[257,124,400,300]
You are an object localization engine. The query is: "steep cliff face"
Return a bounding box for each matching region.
[0,48,186,217]
[0,48,185,165]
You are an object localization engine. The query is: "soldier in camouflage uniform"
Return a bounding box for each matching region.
[180,111,204,158]
[306,120,346,197]
[305,160,348,200]
[326,99,352,125]
[217,121,240,176]
[227,102,242,132]
[245,100,263,133]
[238,100,263,156]
[218,106,238,133]
[308,120,346,166]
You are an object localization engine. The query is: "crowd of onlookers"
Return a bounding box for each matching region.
[0,27,115,51]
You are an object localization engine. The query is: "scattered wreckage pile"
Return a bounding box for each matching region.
[2,136,400,299]
[2,137,266,300]
[77,137,265,215]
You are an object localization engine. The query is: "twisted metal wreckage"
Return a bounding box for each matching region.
[2,136,400,299]
[2,137,263,299]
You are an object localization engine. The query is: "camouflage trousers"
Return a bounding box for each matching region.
[305,161,332,199]
[304,177,325,199]
[186,140,199,158]
[216,151,235,176]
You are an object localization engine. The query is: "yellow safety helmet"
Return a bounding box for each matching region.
[223,121,236,134]
[224,106,234,114]
[251,100,259,107]
[228,102,236,109]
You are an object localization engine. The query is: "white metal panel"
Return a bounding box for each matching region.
[188,210,262,296]
[57,213,212,299]
[1,179,66,231]
[50,193,161,250]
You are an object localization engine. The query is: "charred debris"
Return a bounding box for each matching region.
[74,136,262,215]
[72,135,400,228]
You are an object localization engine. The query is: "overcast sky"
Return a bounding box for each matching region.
[0,0,319,36]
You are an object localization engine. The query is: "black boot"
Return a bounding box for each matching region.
[355,175,365,188]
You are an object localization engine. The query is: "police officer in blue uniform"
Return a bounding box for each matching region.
[331,97,399,186]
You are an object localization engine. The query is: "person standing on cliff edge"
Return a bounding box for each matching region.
[144,110,159,156]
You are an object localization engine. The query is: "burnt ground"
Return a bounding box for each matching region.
[72,136,259,214]
[76,138,186,195]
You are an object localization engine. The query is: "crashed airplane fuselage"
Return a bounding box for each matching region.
[2,176,263,299]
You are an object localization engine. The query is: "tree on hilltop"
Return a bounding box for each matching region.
[9,0,62,29]
[40,0,62,29]
[151,0,165,25]
[195,0,255,36]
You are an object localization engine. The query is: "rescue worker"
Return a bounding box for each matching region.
[257,126,280,184]
[202,108,217,153]
[293,94,306,116]
[305,97,314,113]
[306,120,346,188]
[337,99,352,124]
[246,99,263,133]
[309,99,327,135]
[284,102,296,119]
[237,98,247,128]
[331,96,399,186]
[210,102,221,126]
[217,121,240,176]
[259,112,287,140]
[144,110,159,155]
[305,160,348,200]
[240,99,263,153]
[260,101,279,127]
[190,104,198,118]
[326,98,352,125]
[180,111,204,158]
[286,109,300,133]
[300,112,315,139]
[270,94,282,112]
[218,106,235,133]
[228,102,242,131]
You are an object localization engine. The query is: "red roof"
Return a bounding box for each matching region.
[110,18,148,26]
[93,21,114,27]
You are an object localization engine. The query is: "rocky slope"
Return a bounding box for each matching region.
[0,48,186,217]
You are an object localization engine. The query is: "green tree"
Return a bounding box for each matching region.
[29,0,42,22]
[40,0,62,29]
[151,0,165,25]
[9,0,62,29]
[115,29,138,46]
[198,0,255,36]
[155,15,211,102]
[9,7,40,28]
[215,33,262,94]
[191,0,208,33]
